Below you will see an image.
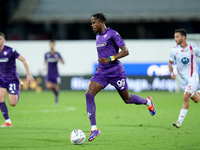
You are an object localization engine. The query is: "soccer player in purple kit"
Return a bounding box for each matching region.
[0,32,35,127]
[86,13,156,141]
[44,40,64,104]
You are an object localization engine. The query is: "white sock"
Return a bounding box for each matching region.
[5,119,11,124]
[146,99,151,107]
[91,125,97,131]
[178,109,188,125]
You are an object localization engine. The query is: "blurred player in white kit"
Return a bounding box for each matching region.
[169,28,200,128]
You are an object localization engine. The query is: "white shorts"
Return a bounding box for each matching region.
[179,74,199,97]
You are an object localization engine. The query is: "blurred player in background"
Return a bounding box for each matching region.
[169,28,200,128]
[86,13,156,141]
[0,32,35,127]
[44,40,64,104]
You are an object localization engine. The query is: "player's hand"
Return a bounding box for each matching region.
[98,58,110,64]
[27,74,35,83]
[170,73,176,80]
[56,57,61,62]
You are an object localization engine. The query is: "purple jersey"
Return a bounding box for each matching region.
[45,51,62,78]
[96,27,126,77]
[0,45,20,81]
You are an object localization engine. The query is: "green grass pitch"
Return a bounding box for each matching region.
[1,90,200,150]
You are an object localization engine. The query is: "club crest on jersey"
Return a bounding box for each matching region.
[104,34,107,38]
[181,57,189,65]
[3,51,7,56]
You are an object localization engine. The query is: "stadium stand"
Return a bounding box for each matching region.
[10,0,200,23]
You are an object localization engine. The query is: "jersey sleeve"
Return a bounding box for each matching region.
[169,48,175,62]
[45,53,47,61]
[112,31,125,48]
[12,48,20,58]
[194,45,200,57]
[57,52,63,60]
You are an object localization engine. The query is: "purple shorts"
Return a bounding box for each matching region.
[45,76,61,84]
[91,72,128,91]
[0,79,20,95]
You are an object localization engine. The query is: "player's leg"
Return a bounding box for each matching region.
[191,91,200,103]
[110,77,156,115]
[117,89,147,104]
[54,84,59,104]
[53,77,61,104]
[117,89,156,115]
[0,88,12,127]
[173,89,200,128]
[46,81,57,103]
[18,80,23,101]
[46,81,52,90]
[9,94,18,106]
[173,91,190,128]
[2,81,20,127]
[173,76,198,128]
[2,94,19,127]
[86,81,103,141]
[46,77,60,104]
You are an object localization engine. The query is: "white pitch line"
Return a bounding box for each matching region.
[19,107,76,114]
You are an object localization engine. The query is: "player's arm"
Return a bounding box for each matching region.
[115,45,129,59]
[18,55,35,83]
[44,60,47,70]
[98,45,129,64]
[168,61,176,80]
[59,58,64,64]
[56,54,65,64]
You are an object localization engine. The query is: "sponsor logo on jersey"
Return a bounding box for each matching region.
[47,58,57,62]
[181,57,189,65]
[96,42,106,48]
[0,58,9,62]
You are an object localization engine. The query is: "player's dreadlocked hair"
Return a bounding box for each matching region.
[92,13,107,22]
[175,28,187,38]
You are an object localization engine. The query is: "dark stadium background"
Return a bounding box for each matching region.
[1,0,200,40]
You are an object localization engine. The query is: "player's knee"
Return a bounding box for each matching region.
[9,102,16,107]
[192,97,199,103]
[124,101,129,104]
[123,99,130,104]
[183,93,190,101]
[46,85,51,89]
[121,95,131,104]
[55,85,59,91]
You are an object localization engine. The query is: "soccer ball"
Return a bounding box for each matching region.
[70,129,86,144]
